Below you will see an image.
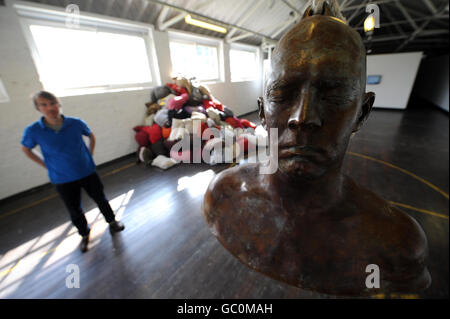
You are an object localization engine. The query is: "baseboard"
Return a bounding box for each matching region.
[0,152,135,207]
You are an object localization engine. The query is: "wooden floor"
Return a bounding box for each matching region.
[0,100,448,299]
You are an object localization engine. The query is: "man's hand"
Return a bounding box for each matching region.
[89,132,96,156]
[21,146,46,169]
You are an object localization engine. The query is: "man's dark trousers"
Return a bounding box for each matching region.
[55,172,115,236]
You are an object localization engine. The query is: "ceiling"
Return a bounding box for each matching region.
[12,0,450,57]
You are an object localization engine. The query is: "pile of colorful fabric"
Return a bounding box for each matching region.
[133,77,263,170]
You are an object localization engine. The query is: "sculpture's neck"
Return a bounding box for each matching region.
[268,165,346,210]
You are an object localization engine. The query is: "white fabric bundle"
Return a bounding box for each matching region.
[191,111,207,122]
[169,119,185,141]
[151,155,178,170]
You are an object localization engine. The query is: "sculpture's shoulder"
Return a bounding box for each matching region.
[344,178,431,292]
[203,163,267,226]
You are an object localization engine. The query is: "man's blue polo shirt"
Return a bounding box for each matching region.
[21,116,96,184]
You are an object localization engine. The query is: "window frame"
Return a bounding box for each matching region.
[13,0,161,97]
[168,30,224,84]
[229,43,261,83]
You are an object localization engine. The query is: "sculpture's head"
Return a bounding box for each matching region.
[259,0,375,181]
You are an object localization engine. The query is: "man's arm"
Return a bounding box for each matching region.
[89,132,96,156]
[21,146,46,169]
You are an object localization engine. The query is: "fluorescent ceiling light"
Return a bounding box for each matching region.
[185,15,227,34]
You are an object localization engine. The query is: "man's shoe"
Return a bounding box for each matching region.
[109,221,125,234]
[80,230,90,253]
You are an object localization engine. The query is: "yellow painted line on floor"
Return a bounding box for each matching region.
[389,201,449,220]
[0,260,22,277]
[0,247,60,278]
[100,162,136,178]
[0,194,58,220]
[347,152,449,200]
[0,162,137,221]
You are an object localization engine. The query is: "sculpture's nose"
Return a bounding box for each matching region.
[288,86,322,130]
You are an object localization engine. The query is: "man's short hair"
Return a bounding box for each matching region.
[32,91,59,108]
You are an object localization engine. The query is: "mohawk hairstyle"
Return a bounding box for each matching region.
[302,0,347,23]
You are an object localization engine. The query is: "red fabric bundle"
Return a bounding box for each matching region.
[202,99,223,112]
[142,124,162,144]
[133,126,150,147]
[166,83,188,95]
[225,116,244,128]
[135,131,149,147]
[239,119,257,129]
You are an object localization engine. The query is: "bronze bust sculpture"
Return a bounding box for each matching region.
[203,1,431,296]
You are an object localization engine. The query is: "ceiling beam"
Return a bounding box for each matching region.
[158,0,213,31]
[339,0,355,10]
[364,35,406,43]
[346,0,369,24]
[144,0,278,44]
[383,3,405,36]
[342,0,398,12]
[156,6,170,29]
[395,4,449,51]
[363,29,448,43]
[280,0,302,15]
[422,0,438,15]
[355,14,449,30]
[396,1,419,30]
[226,0,265,40]
[228,32,253,43]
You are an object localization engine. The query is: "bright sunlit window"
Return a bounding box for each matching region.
[229,48,259,82]
[169,35,221,82]
[29,25,153,94]
[169,41,219,81]
[16,4,159,96]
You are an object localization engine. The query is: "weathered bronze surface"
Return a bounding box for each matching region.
[203,4,431,296]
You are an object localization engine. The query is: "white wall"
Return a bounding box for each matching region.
[367,52,423,109]
[0,2,262,200]
[413,55,449,112]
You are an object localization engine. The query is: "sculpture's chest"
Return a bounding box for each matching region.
[212,194,373,292]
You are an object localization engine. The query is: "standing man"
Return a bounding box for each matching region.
[21,91,124,253]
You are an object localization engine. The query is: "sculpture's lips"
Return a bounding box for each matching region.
[279,146,325,162]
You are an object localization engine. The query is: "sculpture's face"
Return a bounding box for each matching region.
[263,16,374,181]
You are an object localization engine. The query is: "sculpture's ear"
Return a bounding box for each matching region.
[257,97,267,129]
[302,6,313,19]
[353,92,375,133]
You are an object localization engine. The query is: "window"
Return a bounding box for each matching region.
[15,3,160,96]
[229,46,259,82]
[169,31,222,82]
